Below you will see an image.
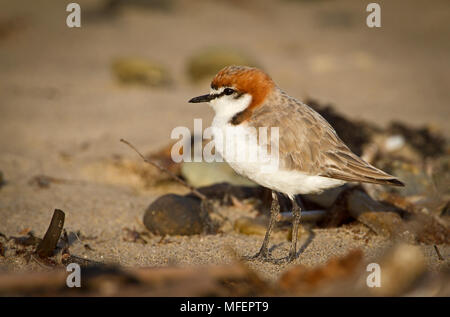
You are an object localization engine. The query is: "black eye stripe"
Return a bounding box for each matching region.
[234,92,243,99]
[210,88,236,100]
[208,92,224,100]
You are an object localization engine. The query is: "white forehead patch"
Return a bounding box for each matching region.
[210,86,225,95]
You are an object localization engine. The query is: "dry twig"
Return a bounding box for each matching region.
[120,138,206,200]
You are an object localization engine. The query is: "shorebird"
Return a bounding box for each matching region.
[189,65,404,263]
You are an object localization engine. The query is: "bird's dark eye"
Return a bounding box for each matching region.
[224,88,235,95]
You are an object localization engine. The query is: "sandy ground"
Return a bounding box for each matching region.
[0,0,449,282]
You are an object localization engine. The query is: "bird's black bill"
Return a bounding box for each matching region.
[188,94,215,103]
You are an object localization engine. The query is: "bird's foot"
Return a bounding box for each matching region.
[270,252,298,264]
[241,248,279,263]
[242,250,269,261]
[242,250,297,264]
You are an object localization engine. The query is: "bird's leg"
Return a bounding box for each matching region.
[258,192,280,257]
[244,191,280,261]
[288,198,302,262]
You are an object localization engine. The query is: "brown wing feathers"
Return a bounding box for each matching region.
[322,149,405,186]
[249,91,405,187]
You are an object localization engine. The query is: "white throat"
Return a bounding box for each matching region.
[209,88,252,127]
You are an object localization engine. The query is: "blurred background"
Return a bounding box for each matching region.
[0,0,449,296]
[1,0,449,157]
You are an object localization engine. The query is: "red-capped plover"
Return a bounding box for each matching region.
[189,66,404,263]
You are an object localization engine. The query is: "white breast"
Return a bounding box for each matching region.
[211,119,345,198]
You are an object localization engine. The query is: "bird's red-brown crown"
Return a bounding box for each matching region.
[211,66,275,111]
